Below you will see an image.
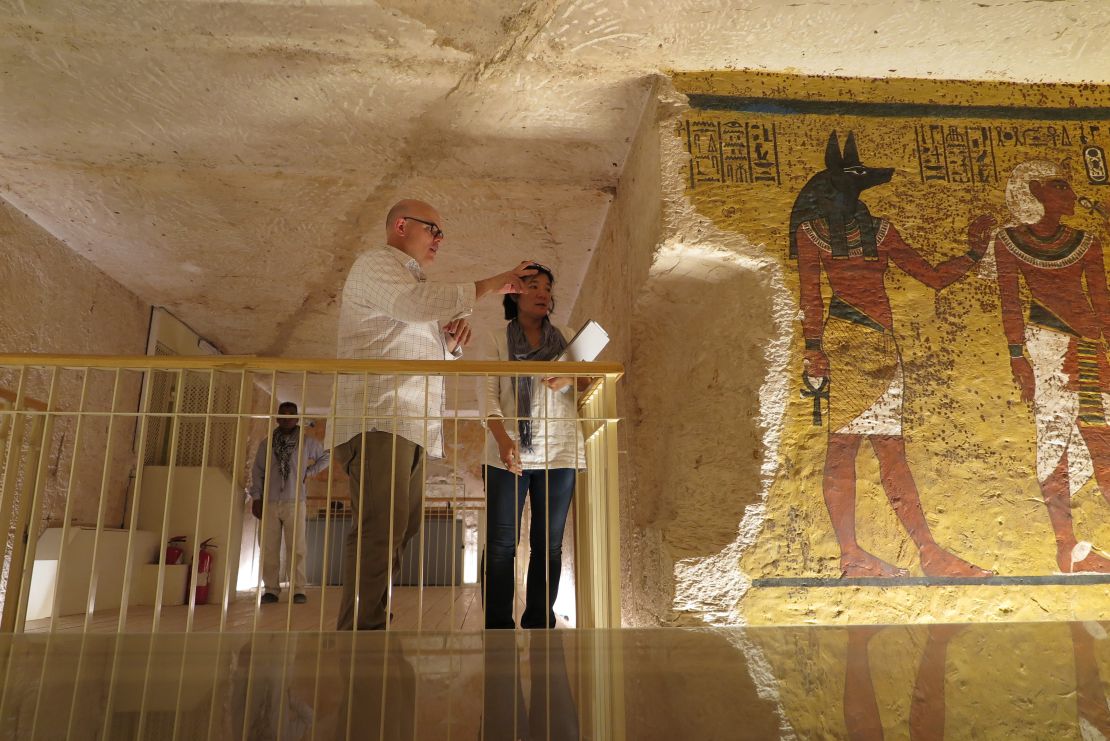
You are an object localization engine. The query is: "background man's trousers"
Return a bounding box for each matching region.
[260,500,308,596]
[336,431,425,630]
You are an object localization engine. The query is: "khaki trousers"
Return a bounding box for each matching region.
[260,500,307,596]
[335,431,425,630]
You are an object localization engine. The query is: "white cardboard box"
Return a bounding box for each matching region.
[135,563,189,606]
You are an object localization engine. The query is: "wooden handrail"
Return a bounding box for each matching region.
[0,353,623,378]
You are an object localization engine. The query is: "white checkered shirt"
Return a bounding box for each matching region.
[333,245,475,458]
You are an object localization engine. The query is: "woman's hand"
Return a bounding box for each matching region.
[497,436,523,475]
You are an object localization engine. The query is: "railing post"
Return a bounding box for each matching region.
[0,367,28,630]
[599,372,622,629]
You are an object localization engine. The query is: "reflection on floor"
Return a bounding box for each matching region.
[1,622,1108,739]
[21,586,487,634]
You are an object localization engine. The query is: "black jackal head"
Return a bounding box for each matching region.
[788,131,894,260]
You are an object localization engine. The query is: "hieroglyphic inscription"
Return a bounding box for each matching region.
[917,123,1109,186]
[1084,145,1108,185]
[992,123,1102,149]
[686,119,781,189]
[915,125,998,185]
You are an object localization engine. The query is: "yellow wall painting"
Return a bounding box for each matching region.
[674,73,1110,622]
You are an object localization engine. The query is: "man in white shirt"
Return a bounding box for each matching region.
[250,401,330,605]
[334,198,538,630]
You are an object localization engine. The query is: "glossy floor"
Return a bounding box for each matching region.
[20,586,490,634]
[1,622,1108,739]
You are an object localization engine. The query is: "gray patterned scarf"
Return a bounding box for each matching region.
[506,319,568,452]
[272,427,298,482]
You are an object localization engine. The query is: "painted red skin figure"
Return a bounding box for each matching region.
[990,171,1110,573]
[797,207,996,578]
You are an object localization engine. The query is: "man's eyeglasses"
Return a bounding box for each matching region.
[402,216,444,240]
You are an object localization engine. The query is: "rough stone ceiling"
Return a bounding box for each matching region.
[3,0,1110,359]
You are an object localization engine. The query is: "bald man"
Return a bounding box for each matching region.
[333,199,537,631]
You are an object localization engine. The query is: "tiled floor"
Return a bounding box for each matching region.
[1,621,1108,739]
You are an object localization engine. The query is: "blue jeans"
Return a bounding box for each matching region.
[483,466,576,629]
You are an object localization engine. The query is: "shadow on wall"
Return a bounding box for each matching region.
[629,245,775,561]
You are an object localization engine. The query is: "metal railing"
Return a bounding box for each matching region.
[0,354,623,637]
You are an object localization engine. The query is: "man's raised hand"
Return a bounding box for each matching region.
[476,261,540,299]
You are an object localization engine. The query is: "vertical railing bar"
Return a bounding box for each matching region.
[317,372,339,631]
[182,368,217,635]
[446,376,457,741]
[281,369,309,633]
[28,630,56,741]
[251,369,278,635]
[203,631,228,741]
[351,370,370,631]
[138,634,161,741]
[545,629,554,741]
[151,368,186,634]
[273,371,310,741]
[383,373,399,634]
[64,369,123,741]
[514,400,522,634]
[513,612,520,739]
[0,363,24,718]
[274,630,292,741]
[217,369,249,632]
[373,372,403,741]
[48,367,92,632]
[239,632,262,741]
[407,371,431,741]
[116,366,156,632]
[205,370,249,741]
[83,368,123,629]
[0,365,29,732]
[308,371,339,741]
[243,370,279,737]
[32,367,85,736]
[610,374,626,739]
[588,386,600,629]
[378,634,391,741]
[101,365,156,741]
[604,374,621,627]
[0,364,28,623]
[139,368,186,740]
[544,370,551,635]
[449,373,460,634]
[170,369,216,741]
[482,396,490,635]
[341,371,371,740]
[169,630,194,741]
[572,366,581,631]
[199,630,227,741]
[479,629,486,741]
[416,373,430,634]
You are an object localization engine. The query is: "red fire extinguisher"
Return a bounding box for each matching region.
[195,538,217,605]
[165,536,187,565]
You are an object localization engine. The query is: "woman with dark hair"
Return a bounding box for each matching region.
[482,264,588,629]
